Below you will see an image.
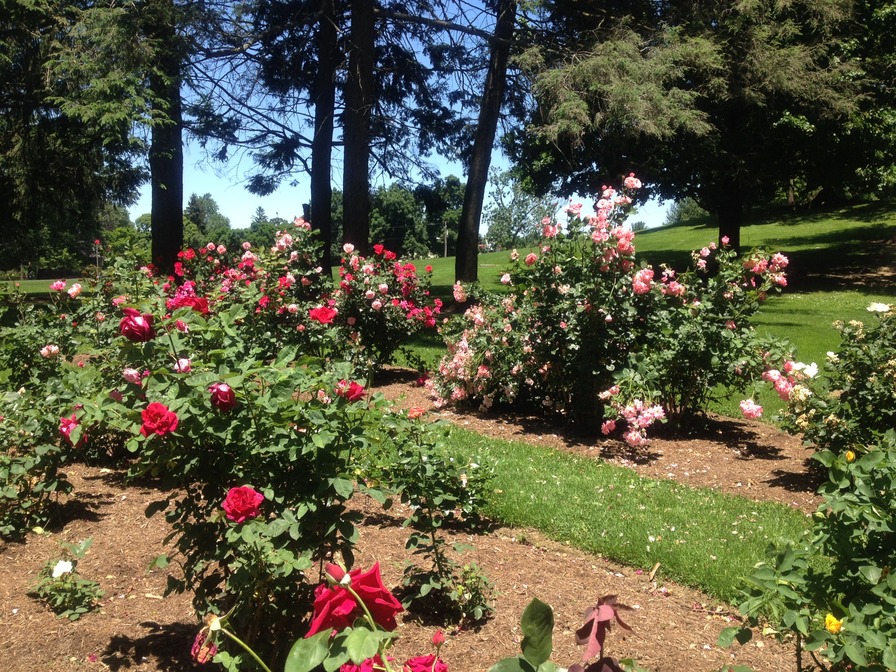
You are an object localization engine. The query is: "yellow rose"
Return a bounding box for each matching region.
[825,613,843,634]
[845,450,856,463]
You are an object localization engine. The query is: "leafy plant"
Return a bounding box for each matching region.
[31,537,104,620]
[489,595,645,672]
[364,408,494,624]
[726,307,896,671]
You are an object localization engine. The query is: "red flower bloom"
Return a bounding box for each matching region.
[59,413,85,446]
[335,380,365,402]
[306,562,403,636]
[140,402,179,437]
[221,485,264,523]
[403,655,448,672]
[119,308,155,342]
[373,244,384,256]
[309,305,338,324]
[340,656,389,672]
[209,383,237,412]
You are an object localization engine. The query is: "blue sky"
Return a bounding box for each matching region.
[127,144,669,232]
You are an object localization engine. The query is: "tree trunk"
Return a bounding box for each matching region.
[147,0,183,275]
[717,181,743,252]
[455,0,516,282]
[341,0,374,255]
[310,0,338,269]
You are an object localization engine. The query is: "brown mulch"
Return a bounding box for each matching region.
[0,369,821,672]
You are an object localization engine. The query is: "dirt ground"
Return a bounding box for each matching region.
[0,370,820,672]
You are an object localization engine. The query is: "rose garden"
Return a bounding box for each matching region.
[1,180,895,672]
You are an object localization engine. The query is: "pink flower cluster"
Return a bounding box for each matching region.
[601,397,666,447]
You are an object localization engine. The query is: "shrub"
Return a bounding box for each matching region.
[431,177,790,441]
[727,304,896,671]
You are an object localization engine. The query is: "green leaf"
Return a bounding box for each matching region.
[330,477,355,499]
[285,631,330,672]
[843,642,868,666]
[716,626,752,647]
[149,554,169,570]
[520,598,553,667]
[858,565,882,584]
[488,657,538,672]
[344,626,380,663]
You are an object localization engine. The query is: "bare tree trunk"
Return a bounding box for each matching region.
[341,0,374,255]
[148,0,183,275]
[311,0,338,269]
[455,0,516,283]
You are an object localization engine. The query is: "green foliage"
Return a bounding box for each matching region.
[732,307,896,671]
[361,410,494,624]
[483,169,557,250]
[775,307,896,455]
[31,537,104,620]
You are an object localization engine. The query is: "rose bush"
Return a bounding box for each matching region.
[724,304,896,671]
[431,177,790,441]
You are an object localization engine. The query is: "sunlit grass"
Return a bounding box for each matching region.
[445,426,810,603]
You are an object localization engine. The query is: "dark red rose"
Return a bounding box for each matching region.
[404,655,448,672]
[209,383,237,412]
[191,630,218,664]
[221,485,264,523]
[309,305,338,324]
[306,562,403,637]
[140,402,179,437]
[119,308,155,342]
[335,380,365,402]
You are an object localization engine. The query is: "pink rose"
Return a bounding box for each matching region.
[209,383,237,412]
[50,280,66,292]
[59,413,81,446]
[122,368,142,384]
[40,344,60,359]
[404,655,448,672]
[306,562,403,636]
[739,399,763,420]
[119,308,156,342]
[221,485,264,523]
[140,402,179,437]
[524,253,538,266]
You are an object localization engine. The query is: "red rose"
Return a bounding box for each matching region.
[373,244,384,256]
[335,380,365,402]
[404,655,448,672]
[209,383,237,412]
[309,305,338,324]
[140,402,179,437]
[221,485,264,523]
[340,656,389,672]
[306,562,403,636]
[119,308,155,342]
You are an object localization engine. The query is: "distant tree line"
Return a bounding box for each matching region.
[3,0,895,276]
